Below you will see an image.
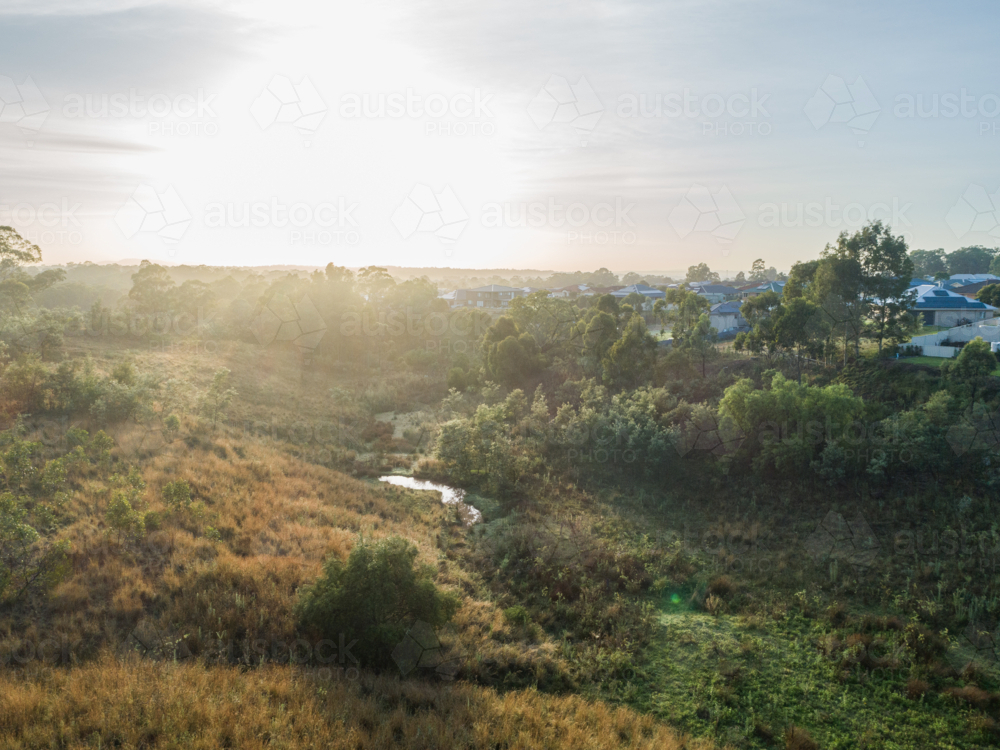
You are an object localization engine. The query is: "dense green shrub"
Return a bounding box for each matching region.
[436,382,687,493]
[296,536,457,669]
[720,373,865,478]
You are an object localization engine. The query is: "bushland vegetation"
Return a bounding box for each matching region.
[2,223,1000,748]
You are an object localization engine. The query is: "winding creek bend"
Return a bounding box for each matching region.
[378,476,483,524]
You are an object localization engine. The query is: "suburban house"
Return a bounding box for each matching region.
[694,284,739,304]
[939,280,969,290]
[448,284,525,308]
[911,284,997,327]
[548,284,591,298]
[739,280,786,299]
[611,283,666,301]
[949,274,999,284]
[588,285,625,295]
[931,275,1000,293]
[953,280,997,299]
[709,300,747,333]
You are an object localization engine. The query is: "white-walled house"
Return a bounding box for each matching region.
[912,285,997,327]
[709,300,747,332]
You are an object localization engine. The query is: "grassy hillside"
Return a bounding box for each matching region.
[0,336,716,750]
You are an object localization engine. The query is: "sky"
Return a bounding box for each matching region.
[1,0,999,275]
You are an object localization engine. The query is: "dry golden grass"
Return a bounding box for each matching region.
[1,339,587,686]
[0,400,575,689]
[2,339,583,687]
[13,428,455,655]
[0,655,714,750]
[0,338,715,749]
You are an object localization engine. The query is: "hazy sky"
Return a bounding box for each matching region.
[1,0,999,274]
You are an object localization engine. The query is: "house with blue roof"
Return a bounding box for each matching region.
[912,284,997,327]
[694,284,739,304]
[709,300,747,334]
[739,280,786,299]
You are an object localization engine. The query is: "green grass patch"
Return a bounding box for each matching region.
[613,607,992,749]
[900,355,1000,375]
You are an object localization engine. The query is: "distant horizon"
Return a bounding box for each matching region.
[34,258,761,279]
